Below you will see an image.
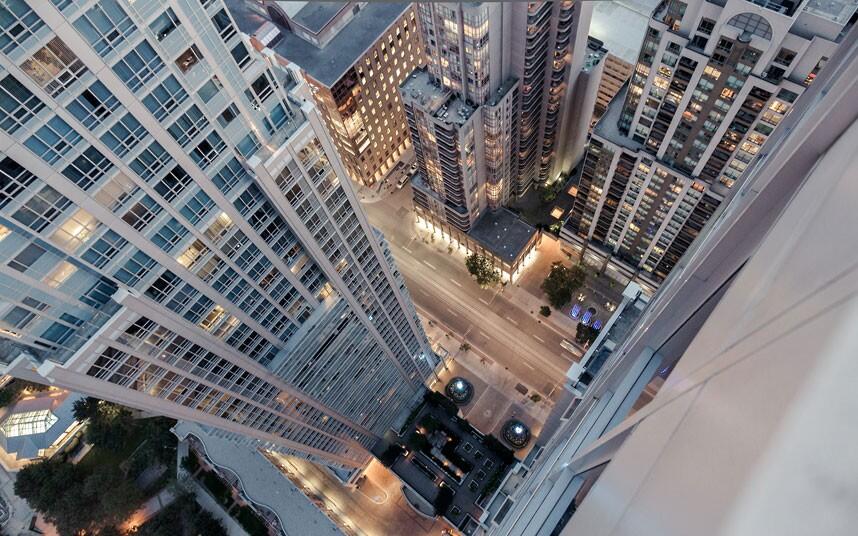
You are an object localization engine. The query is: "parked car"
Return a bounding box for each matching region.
[409,161,418,174]
[397,174,410,189]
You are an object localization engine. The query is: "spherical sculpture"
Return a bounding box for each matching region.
[445,377,474,405]
[502,419,530,449]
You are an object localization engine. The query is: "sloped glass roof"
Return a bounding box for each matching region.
[1,409,58,438]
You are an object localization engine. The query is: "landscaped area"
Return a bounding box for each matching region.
[377,391,515,533]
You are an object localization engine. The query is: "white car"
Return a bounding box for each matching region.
[409,162,418,174]
[396,174,410,189]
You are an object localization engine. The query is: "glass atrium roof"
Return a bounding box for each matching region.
[1,409,58,438]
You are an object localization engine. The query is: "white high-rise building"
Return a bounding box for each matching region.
[486,21,858,535]
[0,0,435,468]
[562,0,855,289]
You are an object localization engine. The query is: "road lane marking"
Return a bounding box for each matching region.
[402,246,412,253]
[479,331,489,338]
[422,260,437,270]
[505,316,519,325]
[522,362,536,370]
[446,308,459,317]
[478,298,489,305]
[532,334,545,343]
[449,278,462,288]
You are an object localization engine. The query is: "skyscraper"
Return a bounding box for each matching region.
[226,1,426,188]
[562,0,854,288]
[403,1,591,277]
[0,0,434,468]
[488,21,858,534]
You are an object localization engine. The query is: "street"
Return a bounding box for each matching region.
[362,185,583,399]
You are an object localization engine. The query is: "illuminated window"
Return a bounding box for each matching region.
[50,208,99,252]
[44,261,77,288]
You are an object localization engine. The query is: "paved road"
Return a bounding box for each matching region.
[363,187,578,398]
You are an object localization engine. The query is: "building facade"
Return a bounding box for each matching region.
[229,1,425,188]
[562,0,852,287]
[0,0,434,468]
[487,22,858,534]
[403,1,591,277]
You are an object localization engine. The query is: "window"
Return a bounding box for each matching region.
[213,158,249,195]
[143,75,188,121]
[72,0,135,57]
[211,9,237,42]
[197,76,222,103]
[3,306,36,330]
[237,133,260,159]
[94,172,138,212]
[217,104,238,127]
[175,45,203,73]
[0,156,38,210]
[44,261,77,288]
[114,250,157,287]
[181,190,215,224]
[774,48,796,67]
[82,230,126,268]
[0,74,45,134]
[230,43,251,70]
[191,132,226,169]
[121,195,162,231]
[0,0,45,55]
[12,185,73,232]
[131,141,172,183]
[726,12,772,41]
[150,8,181,42]
[100,112,147,157]
[50,208,100,252]
[25,116,83,165]
[62,145,114,191]
[269,103,289,130]
[113,40,165,92]
[697,18,715,35]
[154,165,191,202]
[66,81,120,129]
[250,74,274,103]
[20,37,87,97]
[8,243,46,273]
[152,218,189,252]
[167,105,208,147]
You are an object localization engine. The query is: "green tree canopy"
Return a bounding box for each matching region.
[15,459,142,536]
[541,262,586,309]
[465,253,501,287]
[73,397,135,452]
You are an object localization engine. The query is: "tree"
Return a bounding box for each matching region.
[541,262,586,309]
[465,253,501,288]
[74,397,135,452]
[15,459,142,536]
[539,305,551,317]
[575,323,600,345]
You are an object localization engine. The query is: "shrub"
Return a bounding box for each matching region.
[539,305,551,317]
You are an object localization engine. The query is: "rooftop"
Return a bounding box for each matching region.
[401,68,476,125]
[225,0,409,87]
[592,84,644,152]
[469,209,537,264]
[803,0,858,24]
[289,2,346,34]
[590,0,660,64]
[0,390,82,461]
[584,37,608,73]
[486,77,519,107]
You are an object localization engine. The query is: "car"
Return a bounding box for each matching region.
[570,303,582,319]
[396,174,410,189]
[409,161,418,174]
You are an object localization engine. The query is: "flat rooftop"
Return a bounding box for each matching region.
[804,0,858,24]
[469,209,537,264]
[401,68,475,125]
[592,84,643,152]
[290,2,345,34]
[226,0,409,87]
[591,0,660,64]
